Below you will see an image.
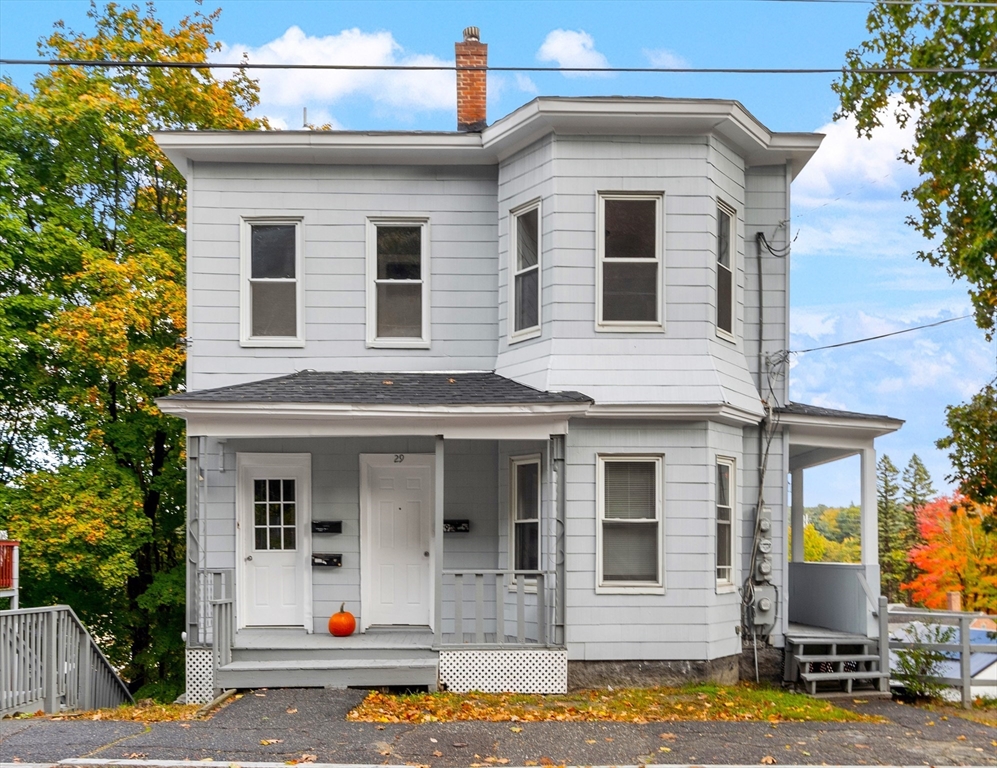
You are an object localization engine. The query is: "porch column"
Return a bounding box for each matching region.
[860,446,878,565]
[791,468,804,563]
[433,435,444,646]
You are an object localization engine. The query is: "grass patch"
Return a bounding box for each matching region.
[347,682,881,724]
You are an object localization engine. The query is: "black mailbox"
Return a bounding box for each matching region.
[312,520,343,534]
[443,519,470,533]
[311,553,342,567]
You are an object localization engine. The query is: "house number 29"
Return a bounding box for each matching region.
[393,454,405,463]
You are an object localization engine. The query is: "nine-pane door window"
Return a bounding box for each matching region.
[253,478,297,551]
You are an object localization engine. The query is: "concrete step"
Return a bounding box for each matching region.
[794,653,881,664]
[216,657,439,689]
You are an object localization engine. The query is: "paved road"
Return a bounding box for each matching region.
[0,688,993,766]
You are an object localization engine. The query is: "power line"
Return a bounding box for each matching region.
[792,314,973,354]
[3,59,997,75]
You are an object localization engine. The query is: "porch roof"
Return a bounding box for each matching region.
[778,401,903,472]
[157,371,592,440]
[161,370,591,406]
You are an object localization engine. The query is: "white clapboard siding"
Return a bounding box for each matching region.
[563,421,742,662]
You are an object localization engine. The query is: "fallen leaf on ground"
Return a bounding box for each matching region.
[957,735,967,740]
[585,740,596,744]
[286,708,298,714]
[299,758,316,766]
[510,726,522,733]
[453,743,467,748]
[260,739,284,746]
[660,732,677,740]
[760,756,776,765]
[432,751,443,757]
[659,747,672,753]
[254,693,266,697]
[430,738,437,743]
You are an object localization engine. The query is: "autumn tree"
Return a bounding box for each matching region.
[834,3,997,512]
[904,495,997,613]
[0,2,263,698]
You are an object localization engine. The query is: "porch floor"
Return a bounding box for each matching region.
[233,626,434,650]
[786,622,873,643]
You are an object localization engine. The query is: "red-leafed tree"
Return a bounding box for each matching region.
[904,495,997,613]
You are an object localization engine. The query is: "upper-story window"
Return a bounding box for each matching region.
[510,201,541,341]
[596,193,664,331]
[241,218,304,347]
[366,218,431,348]
[716,202,735,339]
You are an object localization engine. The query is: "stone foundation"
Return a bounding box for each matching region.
[738,640,785,683]
[567,655,739,690]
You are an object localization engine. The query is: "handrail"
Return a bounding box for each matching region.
[440,569,554,649]
[856,571,879,617]
[0,604,132,716]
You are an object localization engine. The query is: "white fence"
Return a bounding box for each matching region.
[0,605,133,716]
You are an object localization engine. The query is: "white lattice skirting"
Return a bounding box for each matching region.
[439,649,568,694]
[186,648,214,705]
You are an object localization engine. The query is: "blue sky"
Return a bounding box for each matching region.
[2,0,994,505]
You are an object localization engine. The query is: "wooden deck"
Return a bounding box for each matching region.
[233,626,433,650]
[786,622,873,644]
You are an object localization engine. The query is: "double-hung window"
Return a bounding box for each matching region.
[716,202,735,339]
[597,455,664,593]
[241,219,304,346]
[510,455,541,573]
[510,202,541,340]
[716,458,735,588]
[596,193,664,330]
[366,218,430,347]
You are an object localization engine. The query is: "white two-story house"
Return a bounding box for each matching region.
[157,28,902,702]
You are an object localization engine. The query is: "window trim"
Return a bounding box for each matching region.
[595,192,666,333]
[715,200,736,343]
[508,199,542,344]
[509,453,542,574]
[716,456,736,592]
[595,454,665,594]
[365,216,432,349]
[240,217,305,348]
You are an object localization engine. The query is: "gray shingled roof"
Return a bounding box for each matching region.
[776,402,902,423]
[161,371,592,406]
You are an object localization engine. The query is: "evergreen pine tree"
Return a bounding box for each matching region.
[901,454,936,601]
[877,455,905,602]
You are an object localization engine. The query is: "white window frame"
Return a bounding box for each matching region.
[595,454,665,594]
[240,217,305,347]
[509,199,542,343]
[365,216,431,349]
[595,192,665,333]
[716,200,736,342]
[509,453,542,587]
[716,456,736,592]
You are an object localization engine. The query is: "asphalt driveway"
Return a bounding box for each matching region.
[0,688,994,766]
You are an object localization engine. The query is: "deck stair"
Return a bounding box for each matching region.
[784,629,888,696]
[215,627,439,689]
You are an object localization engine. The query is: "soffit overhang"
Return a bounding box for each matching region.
[154,97,823,179]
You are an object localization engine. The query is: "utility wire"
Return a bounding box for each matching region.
[792,314,972,354]
[4,59,997,74]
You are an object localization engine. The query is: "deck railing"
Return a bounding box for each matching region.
[209,571,234,670]
[0,541,19,608]
[440,570,553,648]
[888,603,997,709]
[0,605,133,716]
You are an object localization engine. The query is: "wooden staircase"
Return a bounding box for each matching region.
[784,629,889,696]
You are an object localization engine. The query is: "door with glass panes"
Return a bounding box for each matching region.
[238,454,311,628]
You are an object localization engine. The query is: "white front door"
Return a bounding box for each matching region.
[361,454,433,628]
[237,454,311,628]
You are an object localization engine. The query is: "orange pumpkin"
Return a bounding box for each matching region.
[328,602,356,637]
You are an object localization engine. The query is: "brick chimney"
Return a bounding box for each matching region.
[946,590,962,612]
[455,26,487,132]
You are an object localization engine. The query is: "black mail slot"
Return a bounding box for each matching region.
[311,553,342,567]
[312,520,343,534]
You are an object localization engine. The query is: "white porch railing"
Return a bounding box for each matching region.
[440,570,553,648]
[208,571,234,671]
[888,603,997,709]
[0,605,133,716]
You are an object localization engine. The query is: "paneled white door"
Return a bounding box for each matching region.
[361,454,433,628]
[238,454,311,628]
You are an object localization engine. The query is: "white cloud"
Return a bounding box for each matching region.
[536,29,609,76]
[515,73,539,94]
[642,48,688,69]
[217,26,455,128]
[791,309,838,340]
[793,97,919,207]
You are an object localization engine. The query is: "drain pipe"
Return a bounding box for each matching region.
[552,434,566,647]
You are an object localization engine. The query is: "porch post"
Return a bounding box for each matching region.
[860,446,878,566]
[790,468,804,563]
[434,435,444,647]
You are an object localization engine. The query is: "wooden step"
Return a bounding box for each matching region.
[800,670,888,682]
[216,656,439,689]
[786,634,875,646]
[794,653,880,664]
